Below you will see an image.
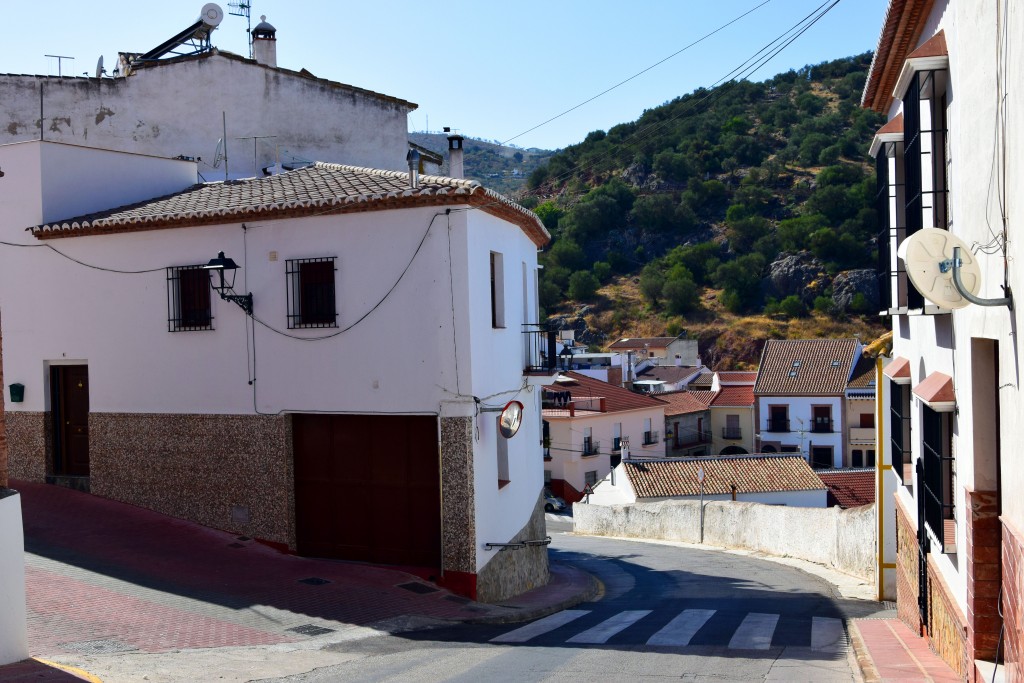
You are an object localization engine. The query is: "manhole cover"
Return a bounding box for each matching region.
[61,639,137,654]
[288,624,336,636]
[398,582,438,594]
[298,577,331,586]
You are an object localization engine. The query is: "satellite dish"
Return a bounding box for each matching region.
[899,228,980,309]
[201,3,224,27]
[498,400,524,439]
[212,138,224,168]
[95,55,105,78]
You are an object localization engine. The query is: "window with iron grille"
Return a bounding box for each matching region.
[286,257,337,328]
[875,141,908,311]
[903,69,949,309]
[922,405,954,552]
[890,380,912,486]
[167,265,213,331]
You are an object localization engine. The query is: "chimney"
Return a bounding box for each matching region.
[406,149,420,189]
[445,127,464,178]
[252,15,277,67]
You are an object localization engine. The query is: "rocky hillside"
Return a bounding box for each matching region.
[408,132,554,196]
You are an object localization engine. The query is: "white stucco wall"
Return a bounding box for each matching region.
[0,53,414,177]
[0,143,545,575]
[574,498,875,580]
[757,396,844,466]
[0,493,28,666]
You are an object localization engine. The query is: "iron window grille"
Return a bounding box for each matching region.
[167,265,214,331]
[767,417,790,432]
[811,416,833,433]
[582,437,599,456]
[642,430,659,446]
[890,380,911,485]
[286,257,337,329]
[922,405,955,552]
[722,426,742,440]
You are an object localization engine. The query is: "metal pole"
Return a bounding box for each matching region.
[699,479,705,544]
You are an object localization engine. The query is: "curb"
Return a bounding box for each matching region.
[466,564,603,625]
[847,621,880,683]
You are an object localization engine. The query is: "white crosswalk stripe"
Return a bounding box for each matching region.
[728,612,780,650]
[489,609,590,643]
[646,609,717,646]
[566,610,652,644]
[811,616,845,652]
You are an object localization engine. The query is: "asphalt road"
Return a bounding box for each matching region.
[263,518,890,682]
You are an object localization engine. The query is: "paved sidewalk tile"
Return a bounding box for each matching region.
[852,618,962,682]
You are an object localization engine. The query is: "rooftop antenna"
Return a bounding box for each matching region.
[227,1,253,58]
[44,55,74,78]
[236,134,276,177]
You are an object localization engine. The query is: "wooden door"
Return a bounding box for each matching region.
[52,365,90,476]
[293,414,441,568]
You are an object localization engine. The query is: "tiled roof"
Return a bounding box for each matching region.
[608,337,678,350]
[717,371,757,385]
[847,358,877,390]
[634,365,703,384]
[913,371,954,407]
[29,162,549,247]
[862,0,936,112]
[659,391,715,417]
[689,369,714,387]
[817,469,876,508]
[546,371,665,415]
[711,386,755,408]
[754,339,860,396]
[883,356,911,383]
[623,455,826,498]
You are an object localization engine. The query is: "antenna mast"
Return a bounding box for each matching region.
[228,1,254,58]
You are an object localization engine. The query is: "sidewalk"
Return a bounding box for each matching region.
[849,618,965,682]
[2,480,598,682]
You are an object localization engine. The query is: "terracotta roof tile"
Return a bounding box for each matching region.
[717,371,757,384]
[847,357,877,390]
[754,339,860,395]
[876,112,904,136]
[711,386,754,407]
[689,370,714,387]
[608,337,678,350]
[817,469,876,508]
[623,456,825,498]
[544,371,665,416]
[634,365,703,384]
[913,371,954,406]
[659,391,715,417]
[883,356,911,383]
[30,162,549,247]
[862,0,937,113]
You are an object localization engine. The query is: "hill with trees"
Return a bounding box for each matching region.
[520,53,889,366]
[408,132,553,196]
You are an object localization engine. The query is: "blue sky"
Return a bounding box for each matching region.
[6,0,889,150]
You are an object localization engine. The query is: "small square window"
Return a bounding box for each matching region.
[167,265,213,331]
[287,257,337,329]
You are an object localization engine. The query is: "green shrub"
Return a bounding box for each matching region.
[567,271,600,301]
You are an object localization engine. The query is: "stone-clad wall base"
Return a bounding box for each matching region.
[926,554,970,680]
[440,417,475,574]
[89,413,294,547]
[476,490,550,604]
[5,412,48,483]
[895,496,923,633]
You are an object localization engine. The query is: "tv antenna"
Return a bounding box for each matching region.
[227,1,254,58]
[900,228,1013,309]
[44,55,74,78]
[236,134,276,177]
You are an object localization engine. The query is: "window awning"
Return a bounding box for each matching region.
[869,113,904,157]
[913,371,955,412]
[893,31,950,101]
[883,356,911,385]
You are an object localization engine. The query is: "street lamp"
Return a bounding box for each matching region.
[203,251,254,315]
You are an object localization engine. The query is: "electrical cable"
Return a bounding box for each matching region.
[0,239,167,273]
[500,0,773,146]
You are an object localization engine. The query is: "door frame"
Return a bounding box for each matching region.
[48,362,90,477]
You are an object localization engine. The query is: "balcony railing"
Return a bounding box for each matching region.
[523,323,557,375]
[642,430,660,446]
[766,418,790,432]
[582,438,600,456]
[722,426,742,440]
[811,418,834,434]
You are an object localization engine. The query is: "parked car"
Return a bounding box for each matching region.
[544,490,567,513]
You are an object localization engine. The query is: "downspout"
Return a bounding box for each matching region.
[876,355,897,600]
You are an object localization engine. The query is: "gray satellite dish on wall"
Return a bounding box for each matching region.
[95,55,105,78]
[899,228,1012,309]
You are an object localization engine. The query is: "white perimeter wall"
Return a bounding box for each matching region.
[575,498,875,580]
[0,493,28,666]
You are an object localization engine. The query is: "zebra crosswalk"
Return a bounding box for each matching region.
[491,608,847,651]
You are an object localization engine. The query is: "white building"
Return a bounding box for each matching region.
[863,0,1023,677]
[542,372,665,502]
[0,139,553,602]
[0,335,28,665]
[587,455,827,508]
[753,339,864,469]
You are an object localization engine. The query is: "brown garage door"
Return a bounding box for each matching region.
[293,414,441,568]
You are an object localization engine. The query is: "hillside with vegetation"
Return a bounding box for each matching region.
[521,53,889,367]
[408,132,554,195]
